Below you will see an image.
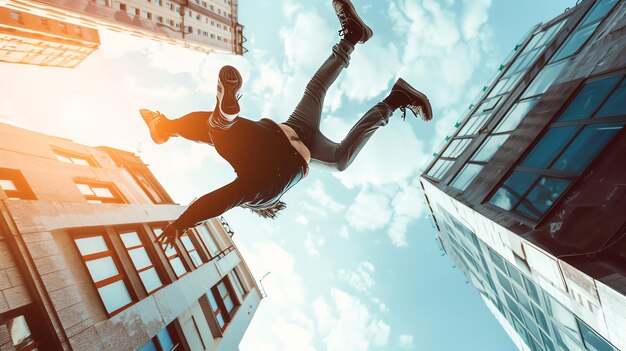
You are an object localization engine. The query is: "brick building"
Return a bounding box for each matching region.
[0,121,261,350]
[421,0,626,350]
[0,0,244,55]
[0,8,100,68]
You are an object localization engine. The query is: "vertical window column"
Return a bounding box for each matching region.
[119,231,164,294]
[74,235,134,315]
[153,228,189,278]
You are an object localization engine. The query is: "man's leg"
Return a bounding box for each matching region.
[283,0,372,146]
[283,39,355,145]
[158,111,214,144]
[309,102,392,171]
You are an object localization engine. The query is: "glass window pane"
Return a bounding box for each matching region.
[580,0,617,27]
[450,164,483,191]
[75,236,108,256]
[138,340,158,351]
[139,268,163,293]
[56,154,72,163]
[552,23,599,62]
[217,282,228,297]
[495,98,538,133]
[198,226,220,256]
[86,257,119,282]
[441,139,471,158]
[119,232,142,248]
[542,331,556,351]
[505,294,522,321]
[208,292,219,310]
[76,183,94,196]
[552,123,623,172]
[0,179,17,191]
[489,249,506,272]
[7,315,32,347]
[162,244,176,258]
[521,126,580,168]
[516,287,533,314]
[190,252,203,267]
[506,262,524,287]
[230,272,246,297]
[427,160,454,180]
[472,135,510,162]
[128,248,152,270]
[216,313,225,328]
[170,257,187,277]
[180,236,195,251]
[596,79,626,118]
[497,271,515,297]
[523,60,568,98]
[533,304,549,332]
[577,319,614,351]
[157,327,175,351]
[524,276,541,304]
[489,172,539,210]
[517,177,570,219]
[558,76,621,121]
[98,280,132,313]
[71,157,90,166]
[93,187,114,198]
[523,312,542,343]
[223,296,234,312]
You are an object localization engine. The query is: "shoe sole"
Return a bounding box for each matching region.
[395,78,433,121]
[217,65,242,119]
[139,109,168,144]
[333,0,373,43]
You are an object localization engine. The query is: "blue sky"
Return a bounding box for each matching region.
[0,0,575,349]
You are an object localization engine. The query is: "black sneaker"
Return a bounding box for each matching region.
[217,65,242,120]
[139,109,169,144]
[332,0,373,44]
[391,78,433,121]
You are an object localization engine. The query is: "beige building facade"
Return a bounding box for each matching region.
[0,7,99,68]
[0,0,244,54]
[0,121,261,350]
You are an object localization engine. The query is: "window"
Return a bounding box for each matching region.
[489,74,626,220]
[207,279,237,332]
[39,18,49,27]
[119,231,163,293]
[551,0,617,63]
[0,306,47,351]
[74,235,133,314]
[433,19,566,184]
[180,231,204,268]
[229,270,246,297]
[75,181,125,204]
[196,225,220,257]
[138,323,180,351]
[154,227,188,277]
[54,149,96,166]
[10,11,22,22]
[0,169,35,200]
[58,22,68,33]
[577,319,616,351]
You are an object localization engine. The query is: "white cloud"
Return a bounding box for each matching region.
[339,38,401,103]
[339,225,350,239]
[386,178,427,247]
[304,233,325,257]
[313,289,390,351]
[295,214,309,225]
[337,261,376,294]
[399,334,415,349]
[238,241,317,351]
[346,188,392,231]
[306,180,346,212]
[461,0,493,40]
[332,119,428,189]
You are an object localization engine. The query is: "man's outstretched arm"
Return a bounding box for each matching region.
[156,179,249,246]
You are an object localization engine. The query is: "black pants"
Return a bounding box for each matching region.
[164,39,393,171]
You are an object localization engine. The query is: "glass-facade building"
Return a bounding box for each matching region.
[420,0,626,350]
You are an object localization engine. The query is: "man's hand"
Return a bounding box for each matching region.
[155,224,181,250]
